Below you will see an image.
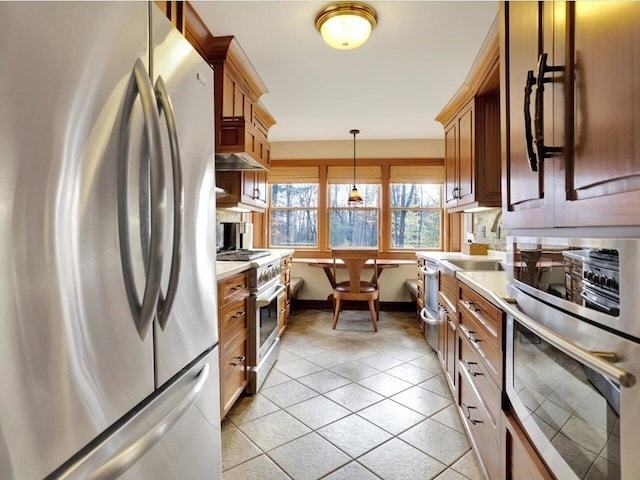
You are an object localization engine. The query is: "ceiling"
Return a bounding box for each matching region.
[191,1,498,143]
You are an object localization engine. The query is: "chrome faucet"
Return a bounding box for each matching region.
[490,209,503,233]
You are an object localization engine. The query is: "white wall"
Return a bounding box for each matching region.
[290,263,416,303]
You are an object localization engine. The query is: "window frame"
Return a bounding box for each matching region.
[268,182,319,249]
[267,159,445,259]
[328,183,381,248]
[388,183,444,250]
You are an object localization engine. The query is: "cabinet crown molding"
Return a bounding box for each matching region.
[436,14,499,125]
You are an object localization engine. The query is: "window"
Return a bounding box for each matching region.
[266,161,444,257]
[269,183,318,247]
[329,184,379,247]
[390,183,442,249]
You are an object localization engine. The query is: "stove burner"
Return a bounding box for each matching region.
[217,249,271,261]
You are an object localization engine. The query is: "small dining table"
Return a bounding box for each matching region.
[296,258,404,289]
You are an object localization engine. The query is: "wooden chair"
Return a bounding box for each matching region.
[330,248,380,332]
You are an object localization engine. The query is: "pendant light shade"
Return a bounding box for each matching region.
[347,129,363,206]
[315,2,378,50]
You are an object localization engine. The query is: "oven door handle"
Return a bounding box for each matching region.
[255,283,286,308]
[503,302,636,388]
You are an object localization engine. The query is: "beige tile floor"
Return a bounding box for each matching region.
[222,309,484,480]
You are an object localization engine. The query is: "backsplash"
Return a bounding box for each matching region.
[471,208,508,252]
[216,210,242,224]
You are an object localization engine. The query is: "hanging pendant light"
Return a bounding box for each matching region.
[347,129,363,206]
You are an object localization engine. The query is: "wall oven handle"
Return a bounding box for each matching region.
[255,283,286,308]
[503,302,636,388]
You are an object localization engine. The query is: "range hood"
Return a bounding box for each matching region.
[215,152,266,171]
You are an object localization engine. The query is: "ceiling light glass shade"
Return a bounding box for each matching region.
[315,2,378,50]
[348,186,363,205]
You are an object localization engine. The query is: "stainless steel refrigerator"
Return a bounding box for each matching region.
[0,2,222,478]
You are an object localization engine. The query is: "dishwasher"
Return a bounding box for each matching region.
[419,259,439,351]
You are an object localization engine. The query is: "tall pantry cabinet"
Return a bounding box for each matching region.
[501,1,640,229]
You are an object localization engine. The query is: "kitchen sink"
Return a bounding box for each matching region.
[444,259,505,271]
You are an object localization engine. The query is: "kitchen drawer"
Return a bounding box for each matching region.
[458,305,502,385]
[458,283,502,346]
[218,271,249,307]
[439,271,457,313]
[220,297,249,346]
[458,333,501,427]
[220,335,248,416]
[458,362,501,480]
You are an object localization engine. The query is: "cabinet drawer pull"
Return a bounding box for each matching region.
[230,356,245,367]
[461,300,480,312]
[463,360,483,377]
[231,311,246,320]
[460,325,480,343]
[462,403,483,425]
[229,284,245,292]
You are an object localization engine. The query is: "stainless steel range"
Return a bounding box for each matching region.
[217,250,285,393]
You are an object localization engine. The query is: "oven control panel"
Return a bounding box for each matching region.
[258,264,282,284]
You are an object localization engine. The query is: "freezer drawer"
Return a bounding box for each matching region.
[48,348,222,479]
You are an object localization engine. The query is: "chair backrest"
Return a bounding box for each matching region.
[331,248,379,293]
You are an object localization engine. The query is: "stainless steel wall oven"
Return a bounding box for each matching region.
[503,237,640,479]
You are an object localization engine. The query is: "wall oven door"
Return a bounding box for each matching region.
[248,281,285,393]
[503,287,640,479]
[420,259,439,350]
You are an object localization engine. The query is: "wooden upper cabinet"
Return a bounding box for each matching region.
[209,36,275,171]
[438,18,501,213]
[556,1,640,226]
[444,121,458,208]
[181,5,275,172]
[442,94,501,213]
[501,1,553,228]
[502,0,640,228]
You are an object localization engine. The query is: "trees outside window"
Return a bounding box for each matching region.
[329,184,379,247]
[269,183,318,247]
[390,183,442,249]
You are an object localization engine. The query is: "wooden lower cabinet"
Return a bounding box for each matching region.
[457,358,501,480]
[279,254,292,335]
[502,411,553,480]
[218,271,250,418]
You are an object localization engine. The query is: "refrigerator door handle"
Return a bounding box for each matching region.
[118,58,166,340]
[52,363,210,480]
[154,75,183,331]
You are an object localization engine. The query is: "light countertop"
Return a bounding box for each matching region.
[415,250,506,262]
[456,271,514,309]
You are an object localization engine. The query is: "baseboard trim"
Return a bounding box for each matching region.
[293,299,416,312]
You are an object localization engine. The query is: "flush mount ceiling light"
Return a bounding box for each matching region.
[315,2,378,50]
[347,129,363,206]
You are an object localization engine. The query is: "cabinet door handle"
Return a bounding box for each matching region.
[230,356,245,366]
[534,53,563,161]
[451,186,460,199]
[462,403,483,425]
[463,360,483,377]
[523,70,538,171]
[253,188,261,199]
